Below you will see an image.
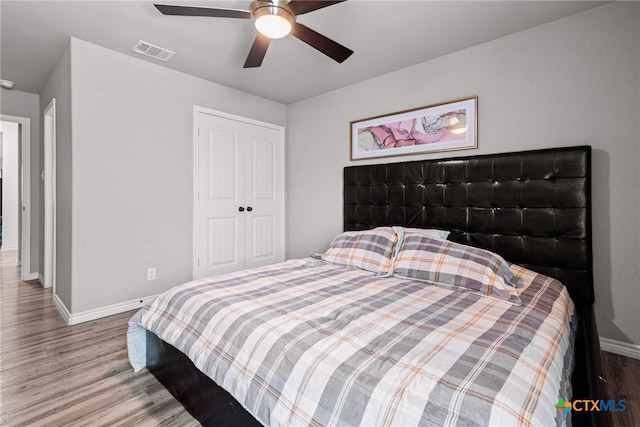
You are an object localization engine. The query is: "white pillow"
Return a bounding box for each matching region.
[393,226,450,240]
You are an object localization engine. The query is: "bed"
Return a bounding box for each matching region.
[128,146,608,426]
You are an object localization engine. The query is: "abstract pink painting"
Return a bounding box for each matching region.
[350,97,477,160]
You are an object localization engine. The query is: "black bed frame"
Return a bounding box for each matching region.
[147,146,608,427]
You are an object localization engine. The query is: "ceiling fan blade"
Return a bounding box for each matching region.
[244,33,271,68]
[291,23,353,63]
[154,4,251,19]
[288,1,346,16]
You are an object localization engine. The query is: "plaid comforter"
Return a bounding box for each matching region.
[128,258,575,427]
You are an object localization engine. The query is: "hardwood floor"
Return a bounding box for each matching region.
[1,249,638,426]
[603,351,640,427]
[0,250,197,426]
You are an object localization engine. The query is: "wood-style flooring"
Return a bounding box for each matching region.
[1,249,638,426]
[603,351,640,427]
[0,250,197,426]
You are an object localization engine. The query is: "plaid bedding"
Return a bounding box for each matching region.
[321,227,398,274]
[128,258,575,427]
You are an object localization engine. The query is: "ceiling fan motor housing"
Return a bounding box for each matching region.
[251,0,296,38]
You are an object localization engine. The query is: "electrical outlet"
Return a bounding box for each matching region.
[147,267,156,280]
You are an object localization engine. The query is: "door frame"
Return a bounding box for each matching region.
[192,106,285,279]
[0,114,32,280]
[43,99,57,290]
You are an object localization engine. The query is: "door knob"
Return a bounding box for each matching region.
[238,207,245,212]
[247,207,253,212]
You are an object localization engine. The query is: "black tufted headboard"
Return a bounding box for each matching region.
[344,146,593,306]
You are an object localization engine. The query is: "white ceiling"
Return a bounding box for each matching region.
[1,1,605,104]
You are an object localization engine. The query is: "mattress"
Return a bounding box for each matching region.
[128,258,575,427]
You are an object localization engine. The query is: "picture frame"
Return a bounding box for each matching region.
[350,96,477,160]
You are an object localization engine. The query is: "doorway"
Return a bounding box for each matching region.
[0,115,32,280]
[43,99,56,291]
[1,121,19,251]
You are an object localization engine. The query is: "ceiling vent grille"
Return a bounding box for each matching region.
[132,40,176,62]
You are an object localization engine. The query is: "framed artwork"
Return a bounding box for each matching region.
[350,96,477,160]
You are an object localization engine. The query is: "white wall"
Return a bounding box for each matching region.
[0,90,40,272]
[0,121,19,250]
[68,38,287,313]
[286,2,640,347]
[40,44,73,309]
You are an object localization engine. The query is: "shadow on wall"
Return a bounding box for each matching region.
[592,148,631,344]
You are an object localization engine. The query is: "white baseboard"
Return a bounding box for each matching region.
[24,272,38,281]
[37,273,53,288]
[54,294,159,325]
[52,293,70,324]
[600,337,640,360]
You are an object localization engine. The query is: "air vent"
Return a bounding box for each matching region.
[132,40,176,62]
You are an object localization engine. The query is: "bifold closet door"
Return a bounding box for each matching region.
[196,112,284,279]
[242,123,284,270]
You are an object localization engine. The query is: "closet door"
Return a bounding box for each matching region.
[244,126,284,269]
[195,110,284,279]
[196,113,246,278]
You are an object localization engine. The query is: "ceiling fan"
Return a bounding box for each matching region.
[154,1,353,68]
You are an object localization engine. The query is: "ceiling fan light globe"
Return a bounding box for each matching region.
[255,14,292,38]
[251,1,295,39]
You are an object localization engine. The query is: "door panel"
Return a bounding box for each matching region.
[247,215,276,266]
[197,115,245,277]
[208,130,237,200]
[252,137,275,200]
[244,129,284,269]
[207,217,239,268]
